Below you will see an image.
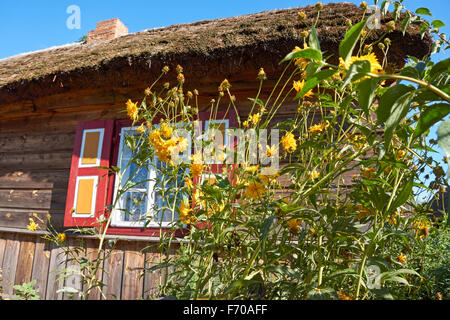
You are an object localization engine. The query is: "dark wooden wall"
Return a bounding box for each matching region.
[0,231,177,300]
[0,79,322,299]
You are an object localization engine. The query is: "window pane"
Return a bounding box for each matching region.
[153,160,184,224]
[122,191,147,222]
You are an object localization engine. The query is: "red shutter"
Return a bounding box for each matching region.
[64,121,114,228]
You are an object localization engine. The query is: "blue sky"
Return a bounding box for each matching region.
[0,0,448,201]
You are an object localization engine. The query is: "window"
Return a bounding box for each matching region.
[63,110,237,235]
[111,126,183,228]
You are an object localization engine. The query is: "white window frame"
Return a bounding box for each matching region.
[111,125,190,228]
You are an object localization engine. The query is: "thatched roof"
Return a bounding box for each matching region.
[0,3,432,104]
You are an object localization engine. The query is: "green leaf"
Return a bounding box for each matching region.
[260,215,276,240]
[309,26,321,51]
[437,118,450,180]
[415,8,432,16]
[295,69,337,99]
[430,58,450,80]
[357,78,379,117]
[392,176,414,211]
[339,19,368,63]
[281,47,323,64]
[432,20,446,28]
[413,103,450,139]
[384,90,416,146]
[377,84,415,123]
[401,15,411,35]
[341,60,371,88]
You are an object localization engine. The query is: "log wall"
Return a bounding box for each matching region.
[0,230,177,300]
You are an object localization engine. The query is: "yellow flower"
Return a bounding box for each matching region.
[293,80,314,97]
[185,178,193,190]
[337,291,353,300]
[287,218,301,234]
[245,181,265,199]
[126,100,138,121]
[179,200,194,224]
[413,220,430,239]
[361,166,376,179]
[258,172,279,184]
[57,233,66,243]
[190,154,204,177]
[309,121,330,134]
[339,52,384,75]
[27,218,39,232]
[144,88,152,96]
[249,113,261,125]
[243,120,249,128]
[161,123,173,139]
[177,73,185,83]
[309,169,320,181]
[266,145,278,157]
[396,149,407,160]
[291,43,310,69]
[245,165,259,174]
[397,253,407,264]
[281,132,298,154]
[137,123,146,135]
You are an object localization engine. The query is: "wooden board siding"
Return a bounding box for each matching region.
[0,231,176,300]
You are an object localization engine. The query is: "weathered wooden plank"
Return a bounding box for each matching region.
[84,239,104,300]
[63,238,83,300]
[0,233,5,298]
[0,208,64,231]
[1,233,20,297]
[0,151,72,170]
[0,189,67,211]
[14,234,36,286]
[143,244,165,299]
[0,132,75,153]
[0,108,122,136]
[0,169,70,189]
[31,237,51,299]
[45,242,65,300]
[103,243,124,300]
[121,241,145,300]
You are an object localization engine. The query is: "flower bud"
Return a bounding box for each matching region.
[384,37,392,46]
[300,30,309,38]
[378,42,386,50]
[386,21,395,32]
[315,2,323,11]
[298,11,307,23]
[162,65,170,73]
[360,1,368,11]
[345,18,352,27]
[257,68,267,80]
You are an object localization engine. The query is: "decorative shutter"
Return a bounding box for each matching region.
[64,120,114,228]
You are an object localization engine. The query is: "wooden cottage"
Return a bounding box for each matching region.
[0,3,431,299]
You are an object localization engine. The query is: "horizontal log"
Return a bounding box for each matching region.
[0,208,64,230]
[0,150,72,170]
[0,132,75,153]
[0,189,67,211]
[0,169,70,189]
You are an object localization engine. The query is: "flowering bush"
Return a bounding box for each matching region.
[26,1,449,300]
[110,1,450,300]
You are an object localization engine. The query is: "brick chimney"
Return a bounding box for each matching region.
[87,18,128,44]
